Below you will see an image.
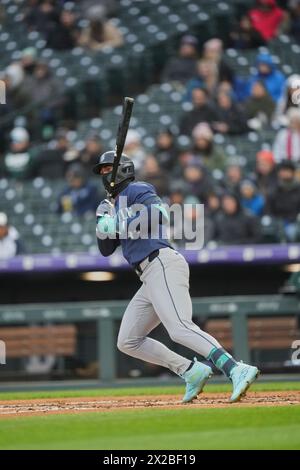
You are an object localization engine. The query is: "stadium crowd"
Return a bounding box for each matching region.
[1,0,300,259]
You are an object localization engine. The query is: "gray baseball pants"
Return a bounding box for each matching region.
[117,247,221,376]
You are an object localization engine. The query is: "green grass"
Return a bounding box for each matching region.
[0,406,299,450]
[0,381,299,449]
[0,380,299,401]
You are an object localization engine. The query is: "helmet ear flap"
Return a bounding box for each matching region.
[121,164,131,174]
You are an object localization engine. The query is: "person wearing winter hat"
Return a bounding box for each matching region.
[4,63,32,112]
[180,87,218,136]
[2,127,37,179]
[236,52,286,103]
[275,74,300,126]
[183,158,214,203]
[255,149,277,196]
[240,179,265,216]
[154,128,178,172]
[21,47,37,76]
[57,163,100,216]
[202,38,234,84]
[252,53,286,102]
[162,35,199,84]
[212,192,261,244]
[123,129,148,173]
[191,122,226,172]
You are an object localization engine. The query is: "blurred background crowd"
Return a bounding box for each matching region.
[1,0,300,259]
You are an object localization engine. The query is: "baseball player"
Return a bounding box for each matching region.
[93,151,259,403]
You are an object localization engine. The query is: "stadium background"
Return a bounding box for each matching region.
[0,0,300,388]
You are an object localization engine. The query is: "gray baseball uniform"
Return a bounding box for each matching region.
[97,160,259,399]
[117,247,221,376]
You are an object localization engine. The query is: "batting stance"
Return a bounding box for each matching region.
[93,152,259,403]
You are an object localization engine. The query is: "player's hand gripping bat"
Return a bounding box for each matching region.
[108,97,134,201]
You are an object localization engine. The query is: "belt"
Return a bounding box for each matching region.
[133,249,160,276]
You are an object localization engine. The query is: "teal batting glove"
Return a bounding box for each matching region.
[96,214,118,237]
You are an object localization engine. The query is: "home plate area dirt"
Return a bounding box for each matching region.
[0,391,299,417]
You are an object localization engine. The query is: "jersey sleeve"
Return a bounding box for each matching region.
[128,182,161,205]
[121,182,168,231]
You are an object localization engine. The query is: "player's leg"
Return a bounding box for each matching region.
[142,248,259,401]
[117,283,192,376]
[142,249,223,358]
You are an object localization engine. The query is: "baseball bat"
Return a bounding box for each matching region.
[108,96,134,198]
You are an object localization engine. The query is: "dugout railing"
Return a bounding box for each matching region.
[0,295,299,382]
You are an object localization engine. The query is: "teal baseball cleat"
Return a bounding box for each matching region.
[229,362,260,403]
[181,359,213,403]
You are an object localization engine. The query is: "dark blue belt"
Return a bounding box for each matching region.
[133,249,160,275]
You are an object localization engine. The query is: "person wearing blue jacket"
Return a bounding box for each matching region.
[240,179,265,216]
[234,52,286,102]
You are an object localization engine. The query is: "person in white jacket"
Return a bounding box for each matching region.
[273,108,300,163]
[0,213,23,260]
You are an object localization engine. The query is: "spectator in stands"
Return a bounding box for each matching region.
[248,0,286,41]
[79,134,103,170]
[228,14,266,49]
[172,147,194,179]
[212,192,261,244]
[78,5,123,50]
[25,0,59,34]
[2,128,37,179]
[289,0,300,43]
[212,89,248,135]
[29,62,64,133]
[185,59,219,101]
[266,160,300,241]
[34,129,74,178]
[255,150,277,196]
[57,163,99,216]
[205,189,222,222]
[123,130,147,172]
[0,213,24,260]
[169,192,202,248]
[191,123,226,172]
[180,88,218,136]
[204,190,223,244]
[235,53,286,103]
[47,8,79,50]
[155,129,177,172]
[4,63,30,112]
[251,53,285,104]
[80,0,118,18]
[21,47,37,77]
[221,163,243,196]
[240,179,265,216]
[183,159,214,203]
[161,35,198,84]
[245,81,275,129]
[273,108,300,162]
[202,38,234,84]
[168,181,186,206]
[139,155,169,197]
[275,74,300,126]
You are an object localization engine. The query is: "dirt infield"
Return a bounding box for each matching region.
[0,391,299,418]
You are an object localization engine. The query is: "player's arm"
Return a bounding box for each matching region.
[97,237,120,257]
[96,199,120,256]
